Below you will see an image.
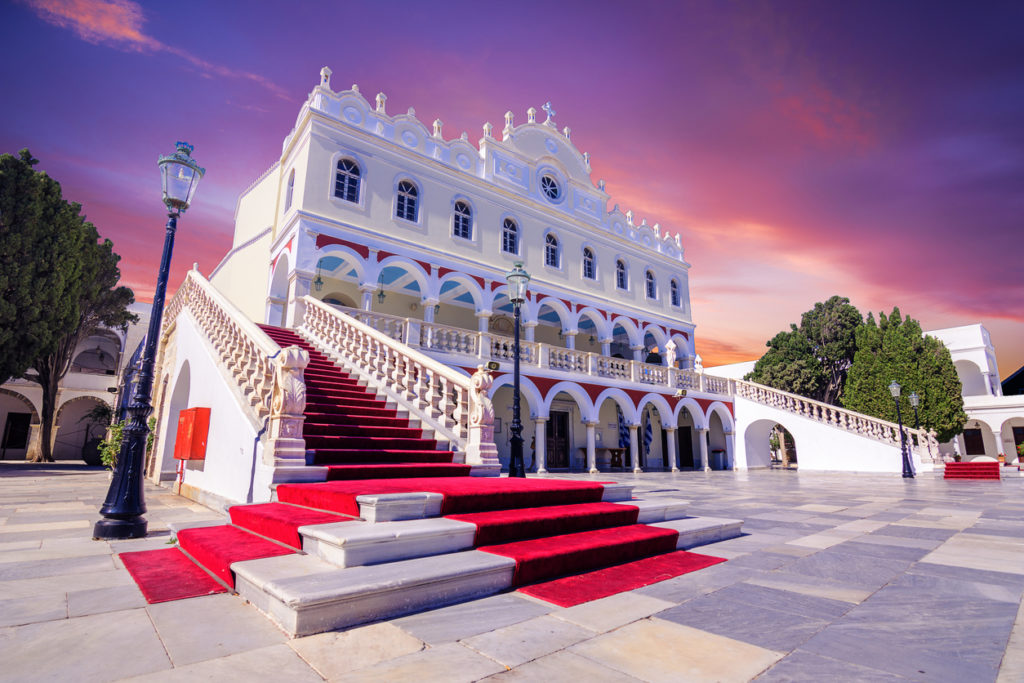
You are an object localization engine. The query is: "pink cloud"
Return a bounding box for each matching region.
[21,0,288,99]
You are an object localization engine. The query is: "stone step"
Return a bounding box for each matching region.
[233,550,516,637]
[301,517,478,568]
[650,516,744,549]
[297,497,688,569]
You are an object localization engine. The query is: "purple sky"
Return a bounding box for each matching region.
[3,0,1022,376]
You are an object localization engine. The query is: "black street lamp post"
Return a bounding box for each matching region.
[94,142,204,540]
[505,262,530,478]
[909,391,921,430]
[888,380,915,479]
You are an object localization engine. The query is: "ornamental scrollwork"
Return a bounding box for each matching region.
[469,365,494,428]
[271,345,309,417]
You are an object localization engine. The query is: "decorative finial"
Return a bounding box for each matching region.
[375,92,387,113]
[562,126,571,140]
[626,210,634,225]
[640,218,648,227]
[433,119,443,138]
[407,106,415,116]
[460,131,468,141]
[319,66,332,88]
[542,101,556,126]
[598,179,605,191]
[527,107,537,124]
[503,111,514,139]
[653,223,660,234]
[351,83,359,93]
[483,122,493,138]
[583,152,590,166]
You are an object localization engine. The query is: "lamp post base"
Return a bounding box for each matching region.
[93,516,148,540]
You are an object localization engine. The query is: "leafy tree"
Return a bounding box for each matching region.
[843,308,967,443]
[746,296,862,404]
[0,150,84,384]
[30,234,136,461]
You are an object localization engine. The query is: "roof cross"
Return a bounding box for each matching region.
[542,102,556,124]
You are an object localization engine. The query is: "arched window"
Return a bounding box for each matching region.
[545,233,560,268]
[502,218,519,254]
[334,158,360,203]
[670,279,680,307]
[285,169,295,211]
[615,260,627,289]
[645,270,657,299]
[396,180,418,222]
[582,247,596,280]
[453,200,472,240]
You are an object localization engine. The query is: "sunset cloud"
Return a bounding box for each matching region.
[21,0,288,99]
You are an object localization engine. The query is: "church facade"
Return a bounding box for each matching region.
[207,67,736,475]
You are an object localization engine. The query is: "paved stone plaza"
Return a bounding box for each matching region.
[1,463,1023,682]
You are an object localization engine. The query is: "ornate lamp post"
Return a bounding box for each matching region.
[909,391,921,430]
[94,142,204,539]
[888,381,914,479]
[505,262,530,478]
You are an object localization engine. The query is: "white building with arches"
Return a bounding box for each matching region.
[201,67,734,479]
[0,302,150,462]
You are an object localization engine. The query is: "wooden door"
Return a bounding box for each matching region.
[678,426,694,468]
[546,411,570,468]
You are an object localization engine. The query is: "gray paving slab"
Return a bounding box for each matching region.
[782,546,913,590]
[0,592,67,627]
[392,593,552,644]
[755,650,912,681]
[656,593,830,652]
[461,614,593,667]
[67,583,147,617]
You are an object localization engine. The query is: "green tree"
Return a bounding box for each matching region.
[0,150,84,384]
[29,234,136,461]
[843,308,967,443]
[746,296,862,405]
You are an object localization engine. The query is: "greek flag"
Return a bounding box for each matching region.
[643,410,653,462]
[616,406,630,449]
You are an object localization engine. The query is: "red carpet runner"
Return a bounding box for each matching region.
[518,550,727,607]
[119,326,727,612]
[944,461,1001,480]
[119,548,227,603]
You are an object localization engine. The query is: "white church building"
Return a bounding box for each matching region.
[145,68,946,505]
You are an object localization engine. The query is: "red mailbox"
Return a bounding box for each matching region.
[173,407,211,460]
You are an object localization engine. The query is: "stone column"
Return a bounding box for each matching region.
[629,424,642,472]
[564,331,577,350]
[724,430,736,470]
[359,285,374,311]
[534,418,548,474]
[696,427,710,472]
[285,273,312,327]
[586,421,598,474]
[666,427,678,472]
[476,310,491,332]
[524,321,537,342]
[631,345,644,362]
[423,298,439,323]
[600,338,612,357]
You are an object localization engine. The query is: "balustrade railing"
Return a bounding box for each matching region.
[732,378,941,462]
[300,297,499,469]
[320,303,723,397]
[162,270,280,420]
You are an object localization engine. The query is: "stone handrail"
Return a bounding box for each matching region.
[300,297,499,470]
[731,378,941,462]
[323,304,720,396]
[159,270,310,468]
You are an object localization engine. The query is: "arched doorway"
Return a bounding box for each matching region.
[743,419,797,469]
[489,376,542,473]
[0,389,39,461]
[594,390,636,470]
[543,385,594,471]
[54,396,111,461]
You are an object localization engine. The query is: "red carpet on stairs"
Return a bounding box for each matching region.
[944,461,1001,480]
[518,550,727,607]
[258,324,465,479]
[176,525,294,588]
[119,548,227,603]
[228,502,355,549]
[277,477,609,517]
[448,502,640,545]
[479,524,680,585]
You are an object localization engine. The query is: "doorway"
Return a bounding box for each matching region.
[546,411,570,468]
[677,426,694,469]
[1,412,31,460]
